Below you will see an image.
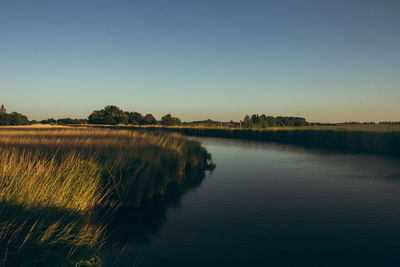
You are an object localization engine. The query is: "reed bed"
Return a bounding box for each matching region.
[97,124,400,132]
[106,125,400,156]
[0,127,213,266]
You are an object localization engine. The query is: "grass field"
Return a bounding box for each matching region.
[0,127,213,265]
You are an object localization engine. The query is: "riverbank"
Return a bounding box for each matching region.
[88,124,400,156]
[108,135,400,267]
[0,127,213,265]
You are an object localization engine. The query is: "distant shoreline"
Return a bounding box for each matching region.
[85,124,400,157]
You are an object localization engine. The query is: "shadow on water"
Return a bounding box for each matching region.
[103,170,209,264]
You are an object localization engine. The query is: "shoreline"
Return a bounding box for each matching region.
[86,125,400,157]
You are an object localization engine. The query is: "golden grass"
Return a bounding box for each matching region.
[0,147,108,265]
[0,127,213,265]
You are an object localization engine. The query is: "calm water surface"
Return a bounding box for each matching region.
[106,137,400,267]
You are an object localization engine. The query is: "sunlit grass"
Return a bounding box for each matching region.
[0,127,213,265]
[0,147,108,265]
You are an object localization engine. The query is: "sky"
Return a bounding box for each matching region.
[0,0,399,122]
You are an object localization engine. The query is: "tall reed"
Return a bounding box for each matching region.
[112,125,400,156]
[0,127,213,265]
[0,147,108,266]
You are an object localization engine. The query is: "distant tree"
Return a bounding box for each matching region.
[266,116,276,126]
[0,105,29,126]
[0,104,9,125]
[250,114,259,126]
[142,113,157,125]
[242,115,251,128]
[161,114,172,125]
[57,118,74,125]
[57,118,88,125]
[161,114,181,126]
[46,118,57,124]
[126,112,143,125]
[259,114,268,128]
[242,114,308,128]
[380,121,400,125]
[0,113,10,125]
[9,112,29,125]
[88,105,128,125]
[0,104,6,115]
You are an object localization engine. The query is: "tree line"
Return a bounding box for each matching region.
[1,104,399,127]
[38,118,88,125]
[241,114,309,128]
[343,121,400,125]
[87,105,181,125]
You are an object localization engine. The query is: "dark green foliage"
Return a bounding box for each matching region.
[242,114,309,128]
[0,105,29,125]
[379,121,400,125]
[41,118,57,124]
[0,104,6,115]
[161,114,181,126]
[88,105,129,125]
[0,113,11,125]
[8,112,29,125]
[39,118,87,125]
[88,106,157,125]
[182,119,239,128]
[57,118,87,125]
[126,112,143,125]
[142,113,157,125]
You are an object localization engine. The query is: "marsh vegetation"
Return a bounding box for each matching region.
[97,124,400,156]
[0,127,213,265]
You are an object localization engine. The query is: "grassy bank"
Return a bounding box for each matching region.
[0,127,213,265]
[95,124,400,156]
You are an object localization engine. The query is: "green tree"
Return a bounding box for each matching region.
[161,114,181,126]
[0,114,10,125]
[142,114,157,125]
[0,106,30,126]
[9,112,29,125]
[0,104,6,115]
[242,114,308,128]
[88,105,128,125]
[242,115,251,128]
[126,112,143,125]
[0,104,9,125]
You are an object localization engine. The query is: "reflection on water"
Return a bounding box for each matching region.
[104,171,209,264]
[105,137,400,267]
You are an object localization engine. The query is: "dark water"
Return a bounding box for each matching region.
[105,137,400,267]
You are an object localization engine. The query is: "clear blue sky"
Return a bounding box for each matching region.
[1,0,399,122]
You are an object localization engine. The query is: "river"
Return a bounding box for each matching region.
[105,137,400,266]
